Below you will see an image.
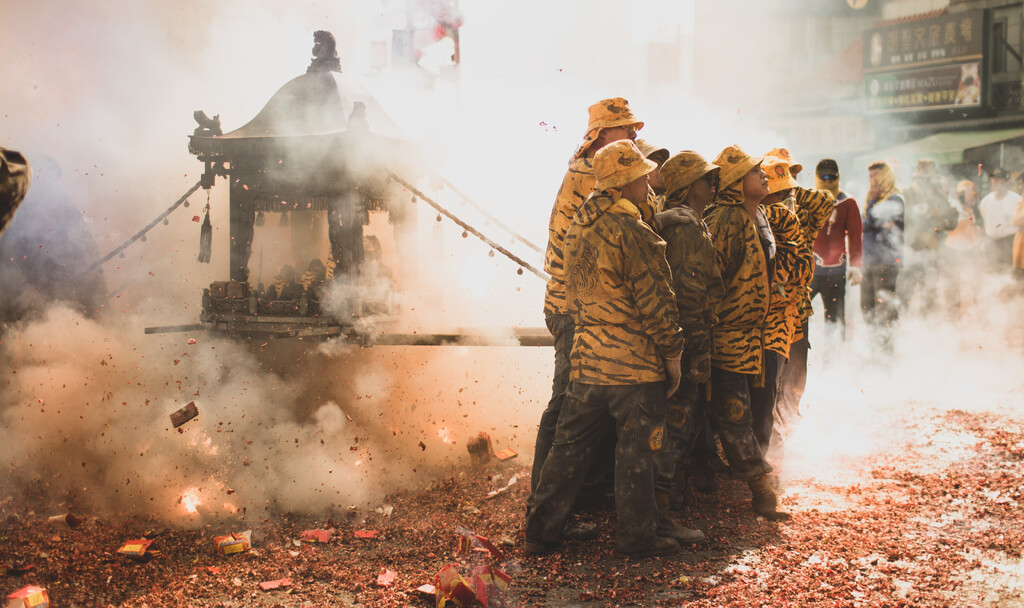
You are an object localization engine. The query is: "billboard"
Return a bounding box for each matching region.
[863,9,985,113]
[866,61,982,112]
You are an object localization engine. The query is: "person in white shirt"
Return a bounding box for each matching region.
[979,168,1020,269]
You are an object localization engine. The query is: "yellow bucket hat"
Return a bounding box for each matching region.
[593,140,658,191]
[713,145,762,190]
[634,138,669,166]
[765,147,802,176]
[661,151,719,199]
[574,97,644,158]
[762,156,799,194]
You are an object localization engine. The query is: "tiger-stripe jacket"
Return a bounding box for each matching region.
[793,186,836,326]
[762,201,808,358]
[543,156,596,318]
[703,183,770,375]
[564,190,683,385]
[655,205,724,364]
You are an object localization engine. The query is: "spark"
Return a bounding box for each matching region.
[180,488,201,514]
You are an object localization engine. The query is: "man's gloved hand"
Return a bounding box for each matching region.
[687,351,711,385]
[664,353,682,399]
[847,266,862,286]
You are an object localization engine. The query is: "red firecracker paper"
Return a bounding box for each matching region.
[258,577,292,591]
[213,530,251,555]
[376,568,397,587]
[472,566,512,607]
[116,538,153,558]
[299,528,333,543]
[353,530,378,539]
[435,564,476,607]
[6,586,49,608]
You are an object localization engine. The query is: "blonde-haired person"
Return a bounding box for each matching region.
[702,145,789,521]
[862,161,905,355]
[526,140,685,557]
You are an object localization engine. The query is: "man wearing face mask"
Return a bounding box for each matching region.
[703,145,789,521]
[807,159,862,352]
[748,157,808,456]
[532,98,643,515]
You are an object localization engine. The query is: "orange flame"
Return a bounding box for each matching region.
[180,488,202,514]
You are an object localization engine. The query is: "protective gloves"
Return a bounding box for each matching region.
[664,353,682,399]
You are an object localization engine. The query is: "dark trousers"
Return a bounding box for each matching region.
[707,367,770,480]
[810,267,846,352]
[655,379,702,493]
[531,313,615,503]
[774,324,808,448]
[748,350,783,454]
[531,313,575,494]
[525,382,666,551]
[861,264,900,355]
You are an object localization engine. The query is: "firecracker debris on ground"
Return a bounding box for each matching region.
[3,407,1024,607]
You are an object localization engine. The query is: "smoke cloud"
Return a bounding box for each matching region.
[1,0,1021,526]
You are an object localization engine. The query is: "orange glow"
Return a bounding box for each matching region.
[437,427,454,444]
[180,488,201,514]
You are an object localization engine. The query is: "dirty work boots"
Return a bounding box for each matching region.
[655,491,706,544]
[747,474,790,521]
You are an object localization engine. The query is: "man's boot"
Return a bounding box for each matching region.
[618,535,680,558]
[655,490,706,544]
[747,474,790,521]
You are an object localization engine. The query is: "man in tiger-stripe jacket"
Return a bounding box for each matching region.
[748,156,810,454]
[771,152,835,454]
[531,98,645,500]
[702,145,789,521]
[651,150,723,532]
[526,140,684,557]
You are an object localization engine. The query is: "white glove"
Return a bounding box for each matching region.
[847,266,862,286]
[664,354,682,399]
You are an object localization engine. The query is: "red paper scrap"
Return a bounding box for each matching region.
[353,530,378,539]
[258,577,292,591]
[472,566,512,608]
[6,585,49,608]
[299,528,333,543]
[494,448,518,461]
[116,538,154,558]
[376,568,397,587]
[435,564,476,607]
[414,583,436,596]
